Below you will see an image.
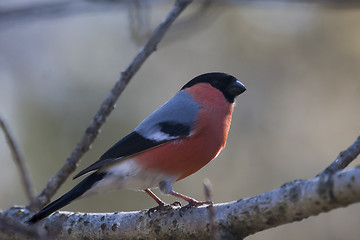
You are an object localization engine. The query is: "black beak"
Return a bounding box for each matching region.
[228,80,246,97]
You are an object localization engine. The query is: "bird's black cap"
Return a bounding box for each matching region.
[181,72,246,103]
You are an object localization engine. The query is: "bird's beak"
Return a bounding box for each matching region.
[228,80,246,97]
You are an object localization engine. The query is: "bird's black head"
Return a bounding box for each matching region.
[181,72,246,103]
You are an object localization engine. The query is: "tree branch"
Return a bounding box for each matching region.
[3,165,360,239]
[0,214,49,240]
[320,136,360,175]
[0,117,35,202]
[28,0,193,211]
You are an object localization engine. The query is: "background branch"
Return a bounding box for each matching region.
[28,0,193,211]
[0,117,35,202]
[0,1,124,26]
[127,0,151,45]
[1,0,360,27]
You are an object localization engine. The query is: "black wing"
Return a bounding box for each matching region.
[73,121,191,179]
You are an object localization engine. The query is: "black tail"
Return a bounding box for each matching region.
[27,172,106,224]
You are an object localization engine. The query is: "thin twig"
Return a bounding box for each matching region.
[204,178,216,240]
[0,117,35,202]
[28,0,193,211]
[319,135,360,175]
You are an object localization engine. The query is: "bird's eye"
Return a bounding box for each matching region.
[212,80,222,88]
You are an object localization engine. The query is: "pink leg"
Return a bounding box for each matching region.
[145,189,182,215]
[144,189,211,215]
[170,190,212,207]
[144,189,166,206]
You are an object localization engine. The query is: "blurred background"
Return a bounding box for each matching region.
[1,0,360,239]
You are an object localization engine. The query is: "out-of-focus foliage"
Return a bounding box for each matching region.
[0,2,359,240]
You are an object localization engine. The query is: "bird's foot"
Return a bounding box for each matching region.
[179,199,213,217]
[148,203,167,213]
[147,203,172,217]
[171,201,181,207]
[147,200,182,217]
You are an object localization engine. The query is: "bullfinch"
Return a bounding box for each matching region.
[27,72,246,223]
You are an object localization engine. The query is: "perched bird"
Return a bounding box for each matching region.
[27,72,246,223]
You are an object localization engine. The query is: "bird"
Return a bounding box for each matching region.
[27,72,246,223]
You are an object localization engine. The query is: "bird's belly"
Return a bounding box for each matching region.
[84,159,177,196]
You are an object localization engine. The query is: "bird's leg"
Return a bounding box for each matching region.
[170,190,213,217]
[145,189,173,215]
[170,190,213,207]
[145,189,166,206]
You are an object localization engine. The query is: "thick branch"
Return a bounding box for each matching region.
[29,0,193,211]
[3,166,360,239]
[0,215,48,240]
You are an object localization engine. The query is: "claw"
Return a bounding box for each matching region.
[145,188,213,217]
[147,204,163,217]
[147,203,174,217]
[178,200,213,217]
[187,199,213,207]
[171,201,181,207]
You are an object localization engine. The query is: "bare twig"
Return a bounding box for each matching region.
[204,178,216,240]
[320,136,360,175]
[28,0,193,211]
[0,117,35,202]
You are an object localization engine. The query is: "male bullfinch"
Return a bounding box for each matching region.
[28,72,246,223]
